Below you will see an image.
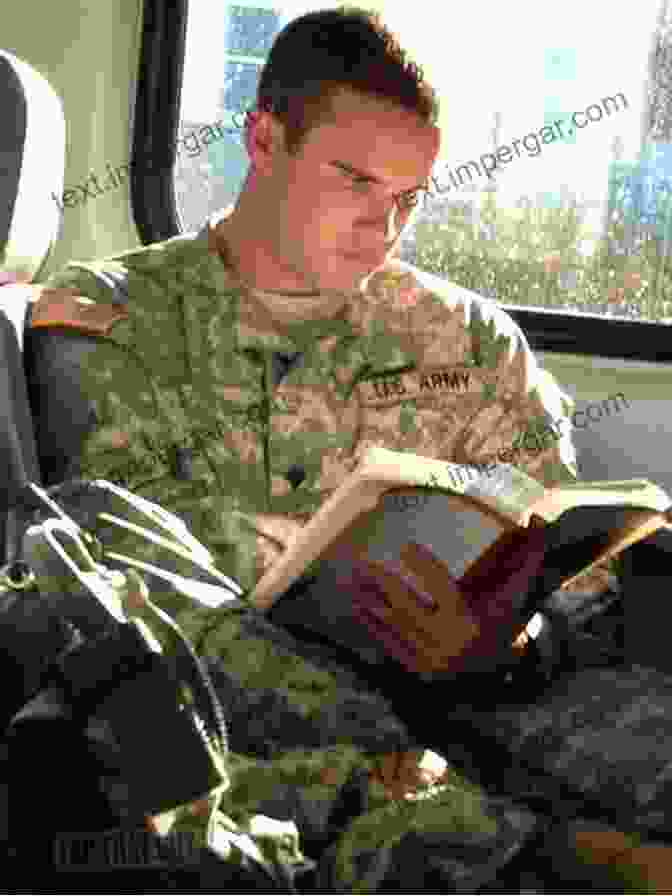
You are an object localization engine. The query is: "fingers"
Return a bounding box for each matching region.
[396,749,425,787]
[417,749,448,786]
[351,601,424,672]
[346,542,451,614]
[370,750,441,800]
[360,559,445,645]
[348,560,428,669]
[368,556,479,658]
[344,546,484,673]
[352,598,472,675]
[343,530,544,674]
[379,560,437,611]
[397,543,472,626]
[348,554,479,673]
[399,541,454,593]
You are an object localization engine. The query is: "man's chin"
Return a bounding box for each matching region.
[319,254,387,291]
[320,273,371,293]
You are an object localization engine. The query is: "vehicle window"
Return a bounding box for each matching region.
[179,0,669,323]
[177,2,322,232]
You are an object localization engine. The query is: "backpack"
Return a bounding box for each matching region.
[0,287,270,889]
[0,285,80,726]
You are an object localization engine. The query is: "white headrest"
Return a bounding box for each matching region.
[0,50,65,283]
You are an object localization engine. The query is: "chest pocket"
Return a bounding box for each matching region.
[173,381,269,512]
[87,388,201,491]
[266,350,360,515]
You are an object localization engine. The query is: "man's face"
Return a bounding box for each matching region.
[253,88,441,293]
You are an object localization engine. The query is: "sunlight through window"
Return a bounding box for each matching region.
[178,0,670,322]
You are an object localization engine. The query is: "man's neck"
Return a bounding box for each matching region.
[213,207,320,296]
[212,207,352,324]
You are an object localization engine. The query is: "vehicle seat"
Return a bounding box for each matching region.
[0,50,65,565]
[0,49,65,300]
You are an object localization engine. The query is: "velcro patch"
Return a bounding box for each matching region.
[28,286,127,336]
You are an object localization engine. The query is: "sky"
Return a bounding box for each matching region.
[180,0,664,237]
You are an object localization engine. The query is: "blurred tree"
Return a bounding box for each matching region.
[647,0,672,141]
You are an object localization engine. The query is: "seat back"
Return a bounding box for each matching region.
[0,50,66,564]
[0,50,65,289]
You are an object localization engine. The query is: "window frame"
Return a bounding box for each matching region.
[132,0,672,361]
[131,0,187,243]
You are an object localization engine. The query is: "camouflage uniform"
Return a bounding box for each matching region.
[27,212,579,887]
[36,213,578,593]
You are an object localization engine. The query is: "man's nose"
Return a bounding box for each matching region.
[359,200,404,242]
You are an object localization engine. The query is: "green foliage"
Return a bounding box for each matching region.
[410,193,672,323]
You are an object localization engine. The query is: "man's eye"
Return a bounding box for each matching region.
[349,177,372,192]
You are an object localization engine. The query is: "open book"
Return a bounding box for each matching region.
[252,446,672,610]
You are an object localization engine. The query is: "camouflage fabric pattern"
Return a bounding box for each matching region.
[43,216,578,597]
[185,614,532,893]
[38,216,578,886]
[19,481,509,889]
[442,663,672,840]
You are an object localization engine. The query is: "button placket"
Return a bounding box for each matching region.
[180,293,216,427]
[267,334,362,513]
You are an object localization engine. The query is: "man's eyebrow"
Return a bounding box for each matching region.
[329,160,428,193]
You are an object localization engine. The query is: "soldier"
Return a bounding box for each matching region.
[20,6,581,890]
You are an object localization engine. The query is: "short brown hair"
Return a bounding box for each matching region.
[254,5,439,155]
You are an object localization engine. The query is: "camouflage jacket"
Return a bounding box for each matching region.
[34,214,578,596]
[20,214,580,883]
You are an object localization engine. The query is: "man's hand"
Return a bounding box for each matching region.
[336,528,546,676]
[369,749,448,800]
[338,541,480,675]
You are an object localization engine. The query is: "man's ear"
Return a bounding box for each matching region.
[245,107,287,173]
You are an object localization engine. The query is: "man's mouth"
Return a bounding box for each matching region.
[342,249,387,264]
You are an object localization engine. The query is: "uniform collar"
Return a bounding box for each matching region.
[197,214,355,354]
[192,214,416,371]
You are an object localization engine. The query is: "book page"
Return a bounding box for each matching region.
[359,447,547,526]
[530,479,672,522]
[252,444,672,609]
[458,464,548,521]
[359,448,671,524]
[324,488,506,580]
[260,487,508,667]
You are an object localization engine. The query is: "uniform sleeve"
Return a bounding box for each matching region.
[362,266,580,489]
[461,294,580,488]
[28,263,133,485]
[40,259,186,488]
